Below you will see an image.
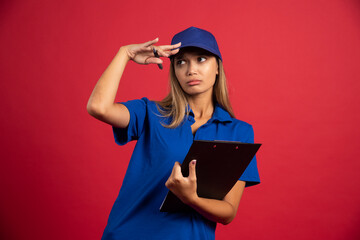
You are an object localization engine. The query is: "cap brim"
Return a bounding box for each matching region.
[169,43,222,60]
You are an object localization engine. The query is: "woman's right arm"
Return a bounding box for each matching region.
[87,46,132,128]
[86,39,181,128]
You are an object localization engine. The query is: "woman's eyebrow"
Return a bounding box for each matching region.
[174,54,185,60]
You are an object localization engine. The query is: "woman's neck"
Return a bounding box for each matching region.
[187,94,214,120]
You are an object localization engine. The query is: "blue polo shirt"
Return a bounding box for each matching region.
[101,97,260,240]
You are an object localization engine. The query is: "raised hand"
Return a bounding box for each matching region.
[124,38,181,65]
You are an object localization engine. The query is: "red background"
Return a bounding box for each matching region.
[1,0,359,239]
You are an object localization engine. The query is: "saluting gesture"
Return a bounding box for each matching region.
[125,38,181,65]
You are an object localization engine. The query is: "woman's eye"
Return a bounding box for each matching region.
[198,57,206,62]
[176,60,185,65]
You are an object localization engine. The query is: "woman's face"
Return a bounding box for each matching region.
[173,48,218,97]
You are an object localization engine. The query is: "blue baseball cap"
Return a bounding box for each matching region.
[170,26,222,61]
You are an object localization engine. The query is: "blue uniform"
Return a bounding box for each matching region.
[101,97,260,240]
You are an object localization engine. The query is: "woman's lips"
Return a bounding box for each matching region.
[187,80,201,86]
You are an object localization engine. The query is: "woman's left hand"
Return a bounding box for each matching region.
[165,160,198,205]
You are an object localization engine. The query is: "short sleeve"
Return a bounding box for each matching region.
[239,125,261,187]
[112,98,148,145]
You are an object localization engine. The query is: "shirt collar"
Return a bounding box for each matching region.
[187,103,233,123]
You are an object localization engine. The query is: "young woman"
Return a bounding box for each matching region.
[87,26,260,240]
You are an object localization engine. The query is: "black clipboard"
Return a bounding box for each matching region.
[160,140,261,212]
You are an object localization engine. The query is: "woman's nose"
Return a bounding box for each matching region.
[187,61,197,76]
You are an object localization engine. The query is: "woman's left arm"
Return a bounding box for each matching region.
[165,160,246,225]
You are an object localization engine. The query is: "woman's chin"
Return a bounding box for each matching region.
[184,89,203,96]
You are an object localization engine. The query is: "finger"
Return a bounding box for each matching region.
[145,57,163,65]
[162,44,181,56]
[158,49,178,59]
[188,160,197,180]
[141,46,154,52]
[169,161,180,176]
[169,161,176,174]
[155,48,170,58]
[143,37,159,47]
[153,42,182,57]
[167,48,180,56]
[173,162,183,178]
[159,42,182,51]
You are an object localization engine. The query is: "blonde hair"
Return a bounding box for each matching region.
[156,58,234,128]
